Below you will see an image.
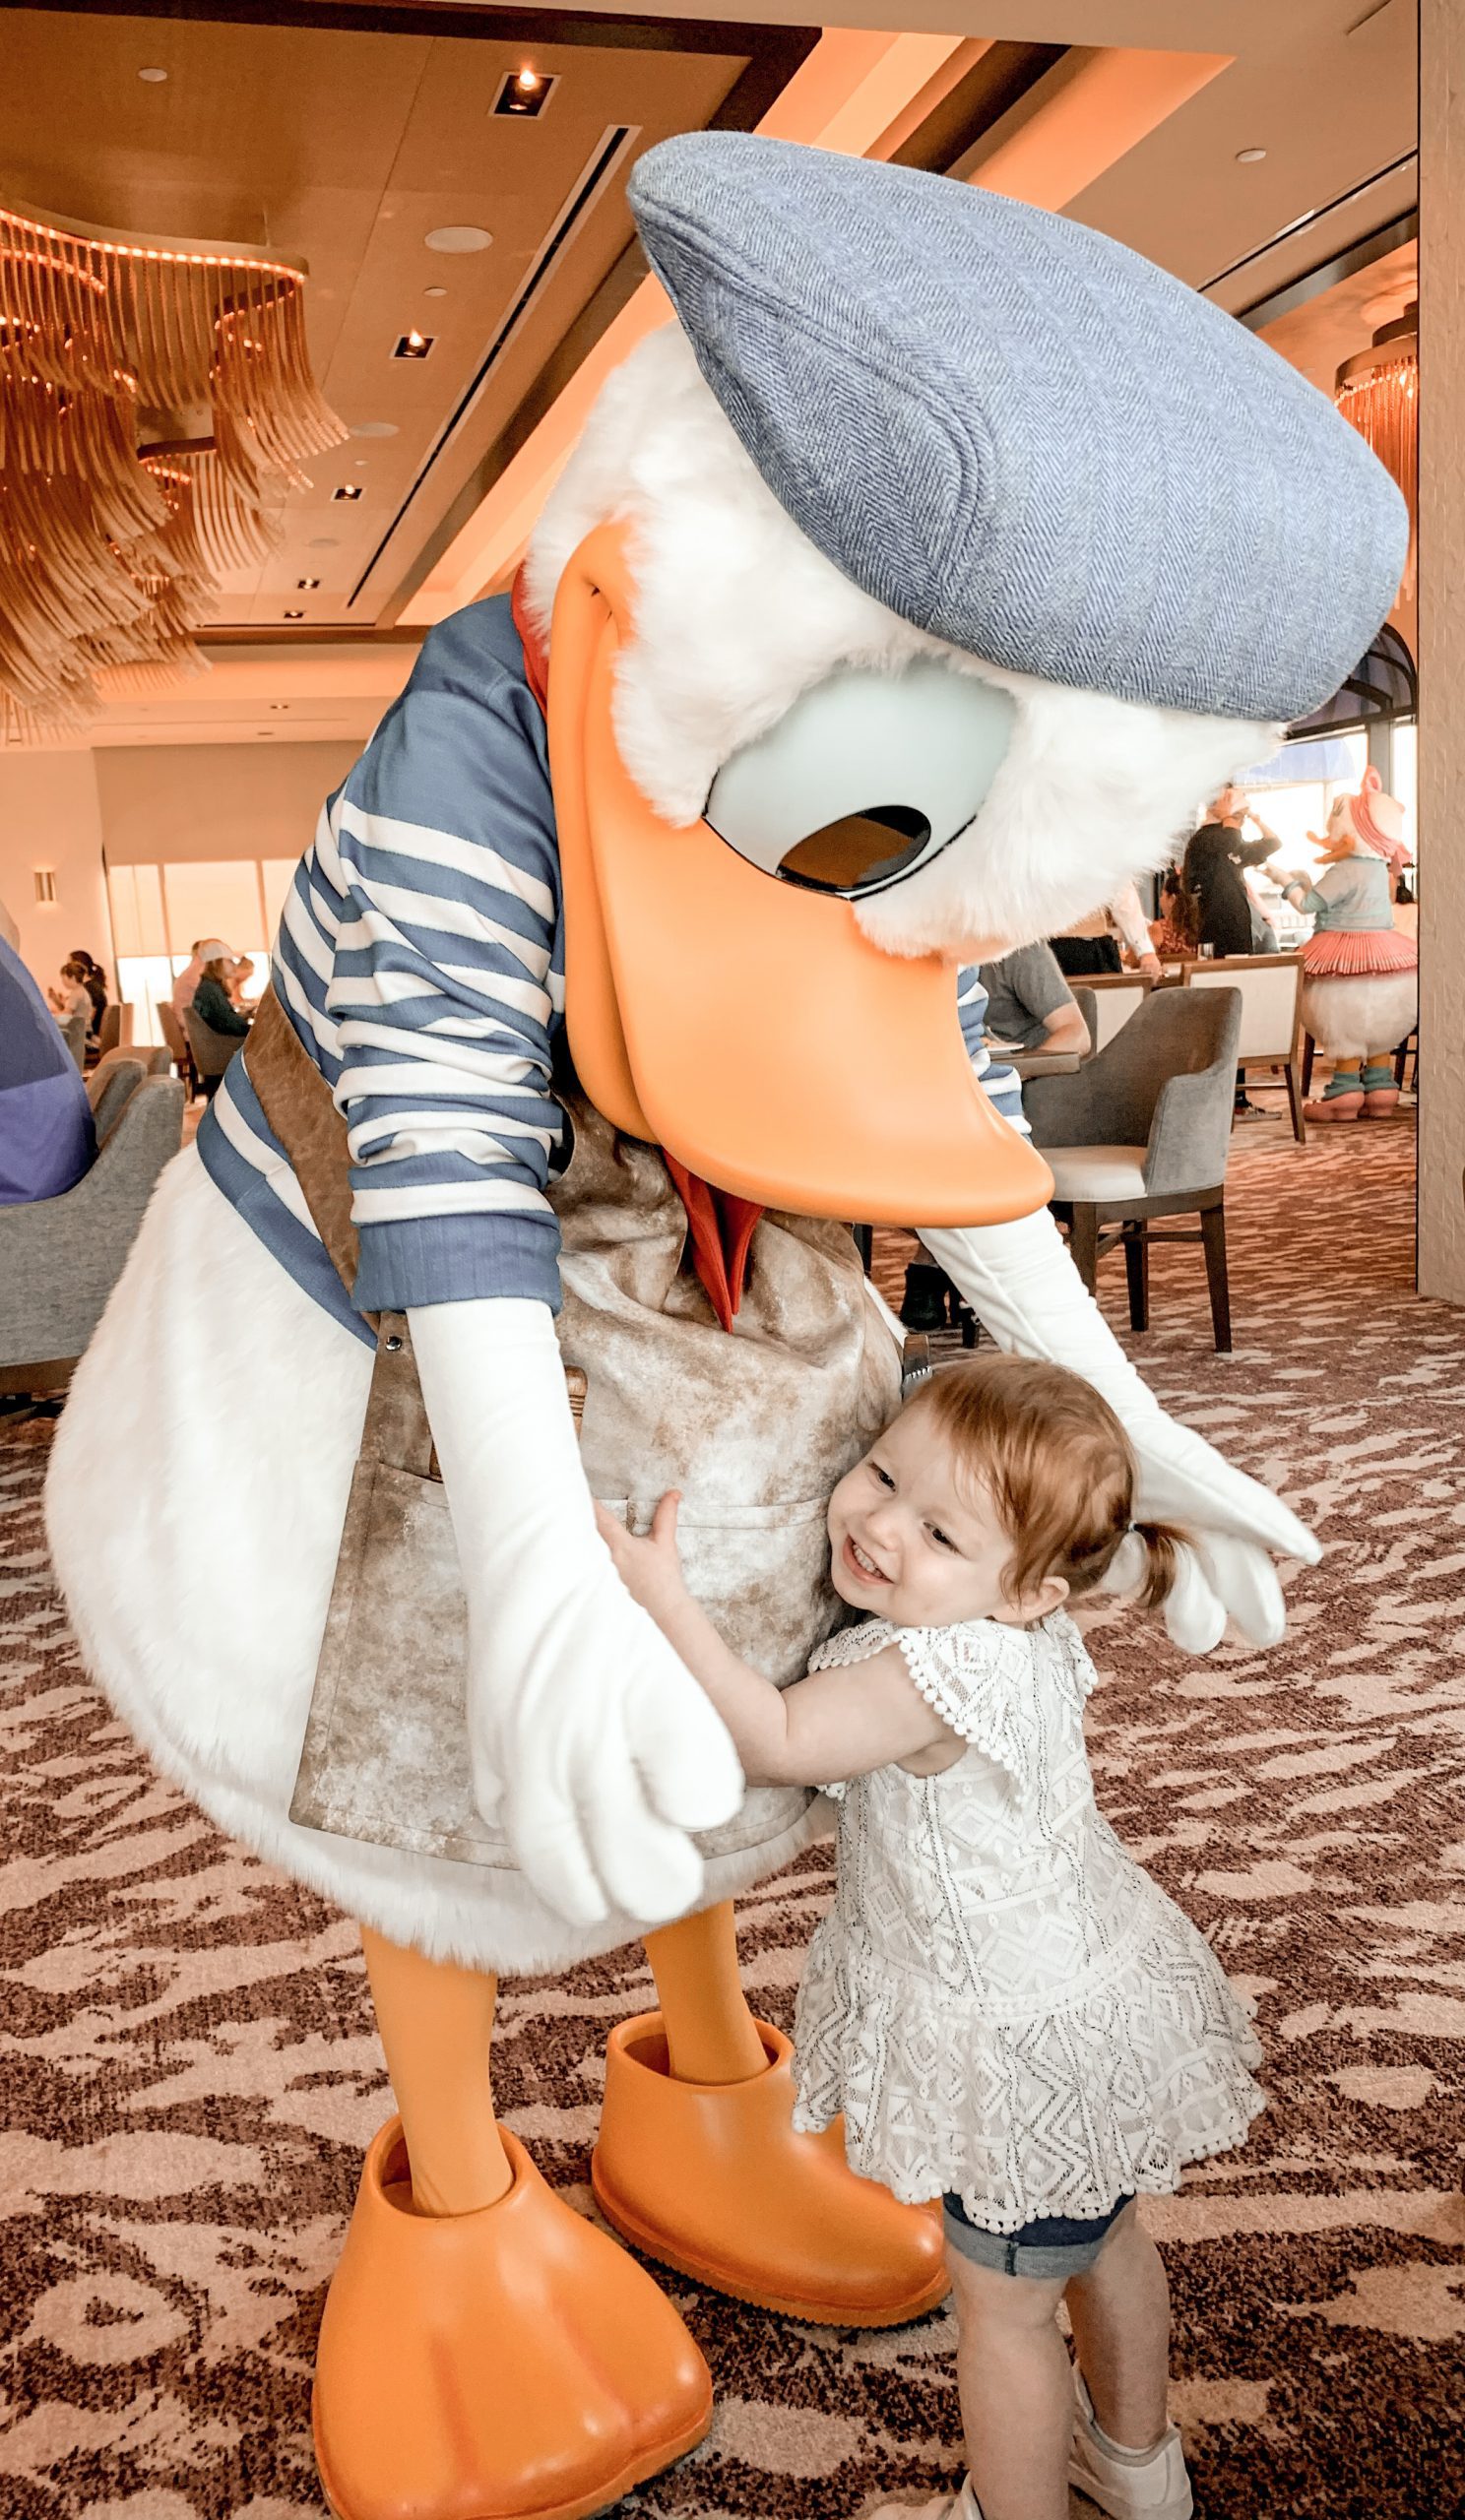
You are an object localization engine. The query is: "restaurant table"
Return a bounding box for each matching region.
[1006,1046,1083,1079]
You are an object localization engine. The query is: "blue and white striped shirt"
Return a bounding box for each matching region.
[198,596,1026,1345]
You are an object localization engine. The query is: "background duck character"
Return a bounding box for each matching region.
[44,135,1404,2520]
[1281,768,1417,1119]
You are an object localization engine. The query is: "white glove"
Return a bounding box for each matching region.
[410,1297,744,1929]
[917,1213,1319,1653]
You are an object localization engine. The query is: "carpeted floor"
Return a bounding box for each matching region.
[2,1112,1462,2520]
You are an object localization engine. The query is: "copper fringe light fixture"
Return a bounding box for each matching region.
[1335,301,1418,597]
[0,196,346,738]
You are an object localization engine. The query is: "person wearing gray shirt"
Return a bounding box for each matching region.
[978,941,1088,1057]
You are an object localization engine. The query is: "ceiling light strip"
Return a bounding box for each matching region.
[347,124,639,609]
[1203,151,1417,303]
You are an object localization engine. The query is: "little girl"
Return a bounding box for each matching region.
[598,1353,1264,2520]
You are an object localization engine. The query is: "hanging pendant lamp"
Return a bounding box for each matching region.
[1335,301,1417,597]
[0,196,346,738]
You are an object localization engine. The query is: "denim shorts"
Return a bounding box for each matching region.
[942,2191,1133,2281]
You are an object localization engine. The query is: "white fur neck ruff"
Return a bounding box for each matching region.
[524,327,1277,960]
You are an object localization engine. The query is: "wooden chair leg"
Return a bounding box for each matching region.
[1284,1060,1307,1145]
[1068,1205,1100,1295]
[1200,1203,1232,1354]
[1123,1223,1149,1332]
[1302,1033,1315,1096]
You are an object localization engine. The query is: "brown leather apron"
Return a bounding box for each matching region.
[245,989,905,1871]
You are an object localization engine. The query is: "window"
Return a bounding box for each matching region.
[106,855,282,1044]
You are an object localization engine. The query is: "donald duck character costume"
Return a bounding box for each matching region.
[47,136,1405,2520]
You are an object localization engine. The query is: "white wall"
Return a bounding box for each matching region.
[0,750,113,993]
[0,737,359,997]
[95,740,359,866]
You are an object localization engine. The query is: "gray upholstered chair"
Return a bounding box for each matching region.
[1070,969,1154,1053]
[157,1002,195,1097]
[1023,985,1242,1352]
[0,1076,185,1393]
[90,1042,173,1091]
[95,1002,134,1056]
[182,1001,249,1099]
[57,1010,88,1070]
[86,1053,148,1142]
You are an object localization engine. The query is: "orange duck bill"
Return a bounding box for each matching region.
[544,524,1053,1231]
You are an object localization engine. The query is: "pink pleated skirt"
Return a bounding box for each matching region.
[1302,927,1417,978]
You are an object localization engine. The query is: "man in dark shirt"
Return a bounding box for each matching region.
[1182,786,1281,1118]
[1182,787,1280,959]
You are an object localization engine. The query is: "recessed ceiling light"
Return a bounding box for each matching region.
[307,536,339,549]
[1236,147,1267,164]
[296,576,321,590]
[332,483,364,500]
[493,68,555,119]
[350,420,399,438]
[425,224,492,254]
[270,703,290,712]
[423,284,448,299]
[283,609,305,620]
[138,65,168,83]
[393,331,434,359]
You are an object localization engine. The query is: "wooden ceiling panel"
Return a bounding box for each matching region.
[2,2,812,640]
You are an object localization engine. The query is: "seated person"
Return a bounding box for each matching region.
[1150,866,1198,959]
[2,938,96,1204]
[48,959,96,1034]
[1051,882,1161,979]
[978,941,1090,1059]
[172,938,235,1021]
[192,955,252,1040]
[226,954,261,1011]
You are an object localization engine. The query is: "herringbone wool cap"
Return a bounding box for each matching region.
[628,134,1408,723]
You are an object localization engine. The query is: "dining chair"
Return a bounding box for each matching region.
[1183,951,1306,1142]
[1023,985,1242,1353]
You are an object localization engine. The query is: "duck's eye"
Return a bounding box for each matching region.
[704,658,1015,902]
[779,804,930,895]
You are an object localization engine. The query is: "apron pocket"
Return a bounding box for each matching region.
[620,1494,838,1862]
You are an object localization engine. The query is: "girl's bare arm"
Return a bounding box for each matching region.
[597,1495,955,1786]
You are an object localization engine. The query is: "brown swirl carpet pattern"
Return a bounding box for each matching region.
[2,1112,1462,2519]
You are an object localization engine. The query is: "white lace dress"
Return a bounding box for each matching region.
[791,1611,1264,2233]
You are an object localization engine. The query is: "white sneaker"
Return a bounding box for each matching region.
[1068,2371,1193,2519]
[860,2480,983,2520]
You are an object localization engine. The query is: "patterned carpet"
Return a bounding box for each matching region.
[2,1110,1462,2520]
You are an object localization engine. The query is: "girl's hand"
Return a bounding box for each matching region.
[595,1491,691,1629]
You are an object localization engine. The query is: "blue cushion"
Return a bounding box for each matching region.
[628,135,1408,723]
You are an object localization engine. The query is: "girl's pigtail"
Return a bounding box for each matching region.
[1132,1521,1188,1609]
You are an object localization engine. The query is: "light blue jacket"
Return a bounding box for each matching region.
[1285,855,1395,934]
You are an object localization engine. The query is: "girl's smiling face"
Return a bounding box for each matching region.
[827,1403,1063,1630]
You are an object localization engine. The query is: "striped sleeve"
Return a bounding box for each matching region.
[308,617,567,1316]
[955,965,1031,1138]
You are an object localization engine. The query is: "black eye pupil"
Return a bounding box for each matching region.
[778,805,932,895]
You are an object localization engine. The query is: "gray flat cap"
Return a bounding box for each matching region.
[628,135,1407,723]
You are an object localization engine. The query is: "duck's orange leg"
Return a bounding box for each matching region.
[594,1901,949,2327]
[311,1927,711,2520]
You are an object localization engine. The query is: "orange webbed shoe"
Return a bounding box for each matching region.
[593,2016,949,2328]
[315,2119,712,2520]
